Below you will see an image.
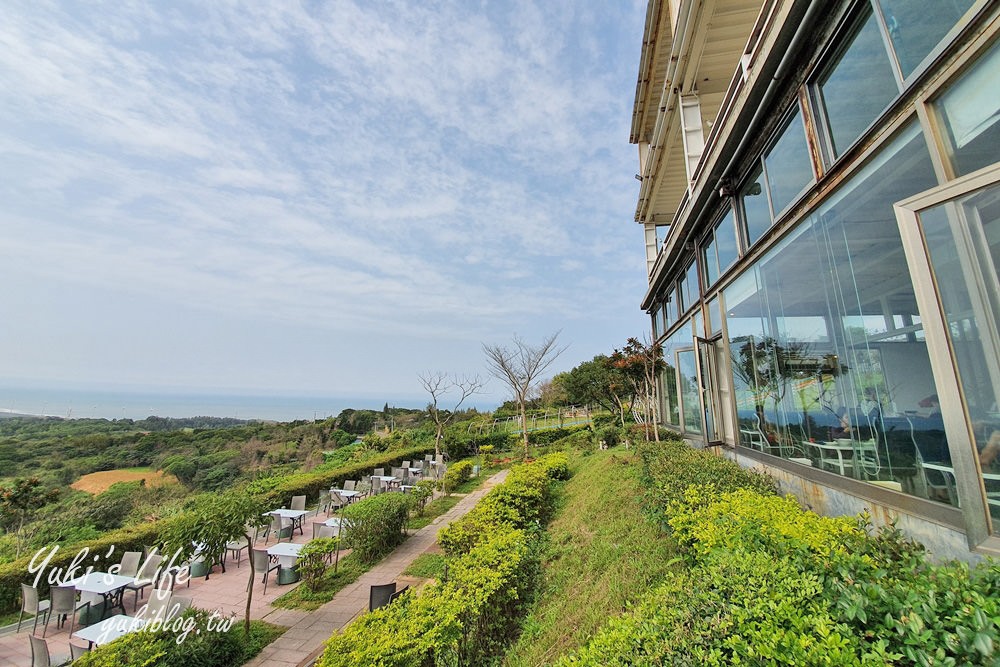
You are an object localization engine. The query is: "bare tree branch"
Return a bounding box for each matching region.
[482,332,567,457]
[419,371,484,456]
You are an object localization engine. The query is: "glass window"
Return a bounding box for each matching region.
[652,310,661,339]
[665,291,677,328]
[702,209,740,288]
[677,349,703,434]
[916,181,1000,524]
[763,109,814,216]
[662,325,688,427]
[684,260,699,309]
[724,122,948,506]
[817,8,898,158]
[741,166,772,247]
[876,0,974,78]
[934,40,1000,178]
[708,295,723,335]
[656,224,669,247]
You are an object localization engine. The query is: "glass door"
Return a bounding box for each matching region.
[697,336,724,444]
[896,163,1000,548]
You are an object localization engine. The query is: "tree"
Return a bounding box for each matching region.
[418,372,484,456]
[611,337,665,441]
[0,478,59,557]
[483,332,567,457]
[162,490,267,632]
[560,355,634,426]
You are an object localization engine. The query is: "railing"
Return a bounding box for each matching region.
[467,405,595,435]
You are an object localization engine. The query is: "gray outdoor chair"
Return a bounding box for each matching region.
[226,537,249,568]
[266,513,293,544]
[344,480,357,491]
[126,553,163,611]
[373,468,385,477]
[29,635,69,667]
[290,495,306,511]
[69,643,91,660]
[118,551,142,578]
[42,585,89,638]
[249,549,280,595]
[17,583,50,634]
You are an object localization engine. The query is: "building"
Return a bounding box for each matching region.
[632,0,1000,559]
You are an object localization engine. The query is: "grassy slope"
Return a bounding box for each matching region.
[502,449,678,667]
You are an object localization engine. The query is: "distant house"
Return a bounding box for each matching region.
[632,0,999,559]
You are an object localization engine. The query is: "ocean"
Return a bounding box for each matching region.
[0,384,411,422]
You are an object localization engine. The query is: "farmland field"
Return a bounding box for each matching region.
[71,467,177,494]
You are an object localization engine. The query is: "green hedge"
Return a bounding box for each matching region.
[527,424,592,446]
[317,454,568,667]
[559,440,1000,665]
[74,609,282,666]
[438,452,568,556]
[442,460,473,493]
[442,429,514,459]
[341,493,410,564]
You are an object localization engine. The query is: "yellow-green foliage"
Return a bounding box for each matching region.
[441,460,473,493]
[318,455,569,667]
[669,487,867,562]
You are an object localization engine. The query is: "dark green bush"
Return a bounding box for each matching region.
[443,429,513,459]
[74,608,282,666]
[341,493,410,563]
[528,425,591,446]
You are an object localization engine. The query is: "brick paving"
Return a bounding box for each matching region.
[0,470,506,667]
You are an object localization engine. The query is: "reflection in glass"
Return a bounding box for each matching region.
[662,325,688,427]
[763,110,814,216]
[703,209,740,288]
[918,182,1000,522]
[724,123,949,506]
[818,9,898,158]
[685,260,699,310]
[678,349,703,434]
[876,0,974,78]
[935,40,1000,178]
[741,166,771,247]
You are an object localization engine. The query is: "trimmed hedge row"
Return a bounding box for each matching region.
[558,439,1000,665]
[340,493,410,564]
[0,445,434,616]
[74,609,282,666]
[441,460,474,493]
[317,453,571,666]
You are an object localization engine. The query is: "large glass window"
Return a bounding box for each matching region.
[725,122,948,505]
[876,0,975,78]
[917,181,1000,523]
[817,8,898,158]
[677,349,703,434]
[702,209,740,288]
[662,325,688,427]
[685,260,699,309]
[741,166,772,247]
[934,40,1000,178]
[763,109,814,216]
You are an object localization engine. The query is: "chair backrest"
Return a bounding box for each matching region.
[317,524,338,539]
[402,460,411,469]
[171,596,193,614]
[119,550,142,578]
[69,643,91,660]
[50,585,79,614]
[371,477,384,494]
[312,522,324,539]
[425,454,433,462]
[142,588,173,622]
[369,582,397,611]
[374,468,385,477]
[270,513,284,533]
[391,467,404,479]
[435,454,445,465]
[388,585,410,604]
[29,634,51,667]
[344,480,356,491]
[252,549,271,572]
[137,554,164,583]
[21,583,40,613]
[331,490,347,507]
[290,495,306,511]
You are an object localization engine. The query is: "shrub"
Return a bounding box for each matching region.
[298,537,339,592]
[73,609,283,667]
[595,425,622,449]
[528,425,591,446]
[441,460,473,494]
[341,493,410,564]
[409,480,435,515]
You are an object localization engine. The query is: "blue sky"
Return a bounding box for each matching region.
[0,1,649,409]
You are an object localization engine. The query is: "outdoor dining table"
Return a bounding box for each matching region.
[73,613,148,648]
[271,508,309,537]
[266,542,305,585]
[67,571,134,621]
[331,488,361,502]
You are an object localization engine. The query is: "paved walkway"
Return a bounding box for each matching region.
[245,469,508,667]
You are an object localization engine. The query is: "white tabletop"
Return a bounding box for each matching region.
[73,614,148,646]
[371,475,398,482]
[69,572,135,595]
[267,542,305,558]
[324,517,351,528]
[271,508,309,519]
[330,489,361,497]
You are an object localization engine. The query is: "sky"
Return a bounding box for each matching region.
[0,0,650,411]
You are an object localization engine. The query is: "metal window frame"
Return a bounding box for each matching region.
[894,162,1000,555]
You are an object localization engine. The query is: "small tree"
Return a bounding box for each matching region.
[419,372,484,456]
[611,337,665,441]
[162,491,267,632]
[483,332,567,458]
